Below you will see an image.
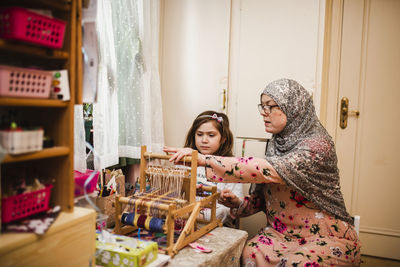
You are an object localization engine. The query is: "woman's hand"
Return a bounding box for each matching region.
[218,189,241,208]
[163,146,206,165]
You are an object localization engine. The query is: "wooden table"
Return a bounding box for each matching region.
[165,226,248,267]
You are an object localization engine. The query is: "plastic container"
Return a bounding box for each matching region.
[0,128,44,154]
[1,184,53,223]
[0,65,52,99]
[74,169,100,196]
[0,7,66,49]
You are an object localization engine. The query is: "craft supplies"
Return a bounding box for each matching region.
[96,169,125,227]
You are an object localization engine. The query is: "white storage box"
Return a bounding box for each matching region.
[0,129,44,154]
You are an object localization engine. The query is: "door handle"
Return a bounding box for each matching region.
[340,97,360,129]
[221,88,227,111]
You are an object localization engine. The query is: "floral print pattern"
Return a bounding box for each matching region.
[239,184,361,266]
[204,154,361,266]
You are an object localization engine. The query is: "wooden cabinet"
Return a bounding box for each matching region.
[0,0,95,265]
[0,207,96,267]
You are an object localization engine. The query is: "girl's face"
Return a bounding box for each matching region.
[260,94,287,134]
[195,121,222,155]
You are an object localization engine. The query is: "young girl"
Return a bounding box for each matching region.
[182,110,243,226]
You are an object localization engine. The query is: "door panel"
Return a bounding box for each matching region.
[228,0,325,140]
[327,0,400,259]
[161,0,231,147]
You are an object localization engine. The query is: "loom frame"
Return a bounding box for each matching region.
[114,145,222,257]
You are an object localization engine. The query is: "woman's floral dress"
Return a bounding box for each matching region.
[205,156,361,267]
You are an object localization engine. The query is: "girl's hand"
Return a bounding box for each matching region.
[163,146,206,165]
[218,189,241,208]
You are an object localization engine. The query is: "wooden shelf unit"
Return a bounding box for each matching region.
[0,0,80,213]
[0,1,94,265]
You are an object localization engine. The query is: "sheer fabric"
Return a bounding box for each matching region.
[93,0,119,170]
[74,105,87,172]
[111,0,164,158]
[88,0,164,170]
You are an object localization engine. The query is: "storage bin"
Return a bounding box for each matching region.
[0,7,66,49]
[0,65,52,99]
[0,128,44,154]
[74,169,100,196]
[1,184,53,223]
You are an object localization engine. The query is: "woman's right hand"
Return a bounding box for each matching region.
[218,189,241,208]
[163,146,206,165]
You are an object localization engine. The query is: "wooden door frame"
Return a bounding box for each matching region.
[320,0,344,139]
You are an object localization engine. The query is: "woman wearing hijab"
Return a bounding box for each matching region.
[164,78,361,266]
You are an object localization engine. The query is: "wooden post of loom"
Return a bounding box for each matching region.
[139,145,147,192]
[165,203,175,256]
[114,195,122,233]
[189,149,198,204]
[210,185,217,223]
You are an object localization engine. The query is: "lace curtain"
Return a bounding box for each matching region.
[89,0,164,170]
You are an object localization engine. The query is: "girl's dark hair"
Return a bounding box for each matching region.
[184,110,234,156]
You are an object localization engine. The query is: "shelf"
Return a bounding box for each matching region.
[0,39,69,60]
[0,0,71,12]
[0,97,69,108]
[2,146,70,163]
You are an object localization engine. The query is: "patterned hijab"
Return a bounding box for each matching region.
[263,78,353,224]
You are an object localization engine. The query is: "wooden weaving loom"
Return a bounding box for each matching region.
[114,145,222,257]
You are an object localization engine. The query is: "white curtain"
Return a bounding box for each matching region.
[114,0,164,159]
[93,0,119,170]
[140,0,164,154]
[74,105,87,172]
[89,0,164,170]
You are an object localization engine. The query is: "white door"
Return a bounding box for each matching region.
[324,0,400,259]
[160,0,231,147]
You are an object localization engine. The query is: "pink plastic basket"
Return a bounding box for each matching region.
[74,170,100,197]
[0,65,52,98]
[1,184,53,223]
[0,7,66,49]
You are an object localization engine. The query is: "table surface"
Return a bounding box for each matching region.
[165,226,248,267]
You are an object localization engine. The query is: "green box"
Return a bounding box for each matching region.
[96,233,158,267]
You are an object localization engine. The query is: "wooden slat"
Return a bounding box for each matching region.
[143,151,194,163]
[75,0,83,104]
[0,40,69,60]
[0,98,68,107]
[2,146,70,163]
[60,0,77,213]
[0,0,70,11]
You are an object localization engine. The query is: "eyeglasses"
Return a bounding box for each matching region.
[258,104,279,114]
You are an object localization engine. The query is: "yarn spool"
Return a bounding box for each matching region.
[121,212,164,233]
